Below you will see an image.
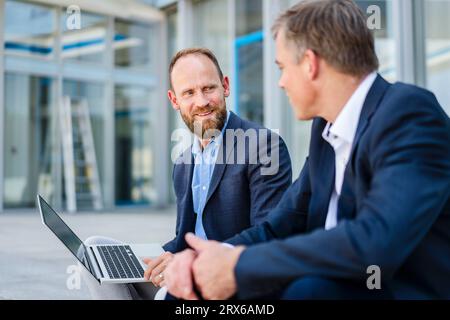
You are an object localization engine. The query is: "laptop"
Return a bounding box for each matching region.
[37,195,164,284]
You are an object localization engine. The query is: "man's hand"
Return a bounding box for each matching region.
[164,248,199,300]
[143,251,173,287]
[186,233,245,300]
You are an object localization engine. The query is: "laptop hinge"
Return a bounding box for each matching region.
[86,246,104,280]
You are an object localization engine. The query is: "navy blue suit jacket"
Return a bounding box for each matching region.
[163,112,292,253]
[227,75,450,299]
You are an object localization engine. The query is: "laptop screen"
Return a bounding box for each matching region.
[38,195,91,275]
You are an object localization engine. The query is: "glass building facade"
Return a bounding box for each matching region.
[158,0,450,178]
[1,0,449,212]
[0,0,167,211]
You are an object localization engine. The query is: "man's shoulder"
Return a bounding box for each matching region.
[384,82,442,110]
[228,112,286,143]
[363,81,450,158]
[374,81,448,124]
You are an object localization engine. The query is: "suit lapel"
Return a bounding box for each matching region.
[204,112,240,206]
[307,119,336,230]
[348,75,390,169]
[337,75,391,221]
[178,150,196,225]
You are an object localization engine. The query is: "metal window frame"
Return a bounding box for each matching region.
[153,18,170,207]
[263,0,284,133]
[103,16,115,210]
[177,0,194,49]
[393,0,427,86]
[173,0,193,133]
[228,0,237,113]
[0,0,5,211]
[54,7,63,210]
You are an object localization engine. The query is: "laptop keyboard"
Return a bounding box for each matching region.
[97,245,145,279]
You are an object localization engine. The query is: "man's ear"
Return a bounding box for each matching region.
[222,76,230,98]
[168,90,180,111]
[304,49,320,81]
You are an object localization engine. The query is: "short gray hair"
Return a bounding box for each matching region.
[272,0,379,77]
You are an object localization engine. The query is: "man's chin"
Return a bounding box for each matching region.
[294,109,315,121]
[297,114,310,121]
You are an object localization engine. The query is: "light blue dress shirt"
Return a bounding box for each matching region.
[191,111,230,240]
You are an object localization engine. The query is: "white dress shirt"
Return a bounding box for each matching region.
[322,72,378,230]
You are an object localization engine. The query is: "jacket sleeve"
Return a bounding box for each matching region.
[234,89,450,299]
[226,157,311,247]
[162,163,181,253]
[246,134,293,226]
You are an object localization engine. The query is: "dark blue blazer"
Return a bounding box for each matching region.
[163,111,292,253]
[227,75,450,299]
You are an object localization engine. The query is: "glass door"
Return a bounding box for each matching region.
[3,73,55,208]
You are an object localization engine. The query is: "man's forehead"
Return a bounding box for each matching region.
[172,54,216,74]
[275,32,296,63]
[171,55,221,88]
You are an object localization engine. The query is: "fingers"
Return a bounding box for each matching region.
[143,256,161,281]
[151,260,170,287]
[143,252,172,281]
[165,249,199,300]
[151,271,165,287]
[146,254,164,271]
[185,233,209,252]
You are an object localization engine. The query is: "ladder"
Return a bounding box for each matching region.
[37,111,54,202]
[60,96,103,212]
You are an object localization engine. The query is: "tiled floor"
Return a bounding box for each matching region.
[0,207,176,299]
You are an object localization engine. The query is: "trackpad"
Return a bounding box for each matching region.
[131,243,164,260]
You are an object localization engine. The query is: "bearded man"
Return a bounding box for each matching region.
[80,48,292,300]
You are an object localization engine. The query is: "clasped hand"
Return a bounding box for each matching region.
[163,233,245,300]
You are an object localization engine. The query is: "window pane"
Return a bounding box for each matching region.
[114,20,156,72]
[4,74,54,208]
[61,10,108,64]
[192,0,230,75]
[4,0,55,59]
[426,0,450,115]
[62,80,105,210]
[235,0,263,124]
[167,8,178,59]
[356,0,397,82]
[236,0,262,37]
[237,41,264,124]
[167,8,179,203]
[115,85,156,205]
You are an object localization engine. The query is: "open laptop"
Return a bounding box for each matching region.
[37,195,164,284]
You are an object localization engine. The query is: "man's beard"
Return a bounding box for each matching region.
[181,105,227,140]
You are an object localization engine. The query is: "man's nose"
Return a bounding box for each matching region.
[194,93,209,108]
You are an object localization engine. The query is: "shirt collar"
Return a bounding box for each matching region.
[324,72,377,146]
[192,110,230,156]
